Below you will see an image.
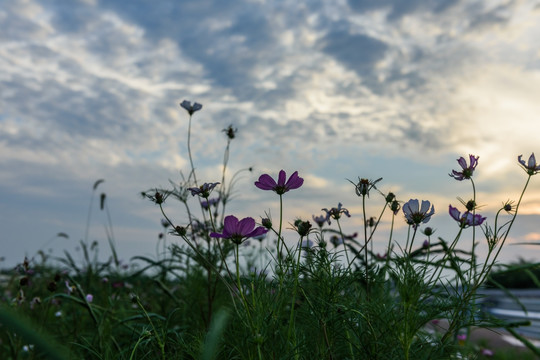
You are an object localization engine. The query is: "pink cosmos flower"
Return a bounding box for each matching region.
[449,205,486,228]
[254,170,303,195]
[210,215,268,245]
[518,153,540,175]
[450,154,479,181]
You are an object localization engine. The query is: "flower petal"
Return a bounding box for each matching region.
[237,217,256,236]
[285,171,304,190]
[254,174,277,190]
[246,226,268,238]
[223,215,239,235]
[277,170,287,187]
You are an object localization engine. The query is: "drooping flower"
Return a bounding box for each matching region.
[518,153,540,175]
[188,182,220,198]
[322,203,351,223]
[403,199,435,229]
[450,154,479,181]
[254,170,303,195]
[448,205,486,228]
[180,100,202,115]
[210,215,268,245]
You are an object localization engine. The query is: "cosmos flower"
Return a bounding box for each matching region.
[403,199,435,229]
[312,214,329,227]
[180,100,202,115]
[210,215,268,245]
[322,203,351,223]
[448,205,486,228]
[518,153,540,175]
[449,154,479,181]
[201,197,220,210]
[254,170,303,195]
[188,182,220,198]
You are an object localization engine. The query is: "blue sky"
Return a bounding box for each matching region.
[2,0,540,269]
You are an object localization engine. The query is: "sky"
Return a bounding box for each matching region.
[2,0,540,270]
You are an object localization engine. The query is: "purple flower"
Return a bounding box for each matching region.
[330,235,344,247]
[86,294,93,303]
[201,197,220,210]
[180,100,202,115]
[254,170,303,195]
[188,182,220,198]
[518,153,540,175]
[403,199,435,229]
[210,215,268,245]
[481,348,494,357]
[322,203,351,222]
[312,214,329,227]
[450,154,479,181]
[449,205,486,228]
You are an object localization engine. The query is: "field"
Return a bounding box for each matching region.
[2,102,540,359]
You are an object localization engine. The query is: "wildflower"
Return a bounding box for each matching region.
[322,203,351,223]
[330,235,344,247]
[222,124,237,140]
[403,199,435,229]
[457,334,467,346]
[390,200,401,215]
[422,239,430,249]
[349,177,382,197]
[450,154,479,181]
[293,219,312,236]
[481,348,494,356]
[86,294,93,303]
[201,197,220,210]
[458,198,477,211]
[312,214,329,227]
[502,200,514,213]
[175,225,187,237]
[55,310,62,317]
[261,218,273,229]
[254,170,303,195]
[422,227,435,236]
[518,153,540,175]
[210,215,268,245]
[188,182,220,198]
[449,205,486,228]
[180,100,202,115]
